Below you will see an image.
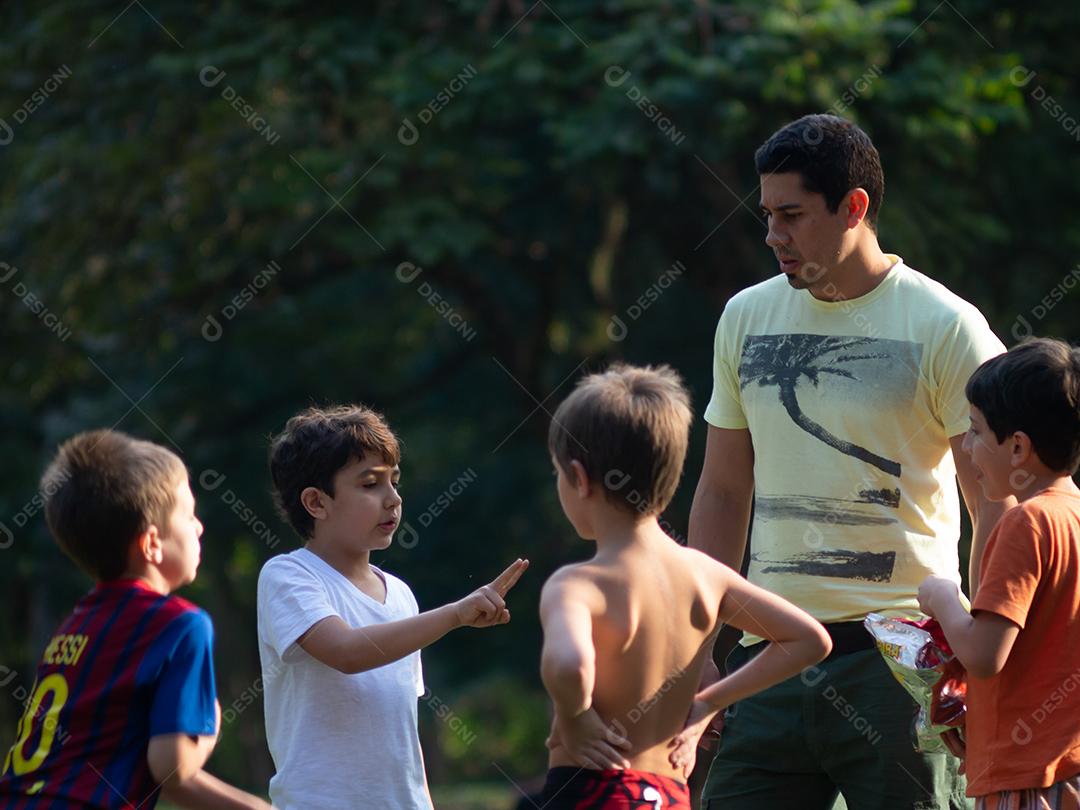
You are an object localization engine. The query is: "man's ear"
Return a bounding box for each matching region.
[843,188,870,229]
[137,525,164,565]
[300,486,328,520]
[568,460,592,498]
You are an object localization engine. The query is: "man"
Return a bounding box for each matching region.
[689,114,1011,810]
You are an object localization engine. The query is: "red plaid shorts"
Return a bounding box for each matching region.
[539,767,690,809]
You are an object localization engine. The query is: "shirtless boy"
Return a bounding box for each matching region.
[538,364,832,808]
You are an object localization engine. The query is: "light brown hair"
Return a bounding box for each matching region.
[270,404,401,539]
[42,430,187,581]
[548,363,692,515]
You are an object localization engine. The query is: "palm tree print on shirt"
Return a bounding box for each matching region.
[739,334,903,476]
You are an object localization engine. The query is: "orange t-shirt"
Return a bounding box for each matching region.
[966,486,1080,796]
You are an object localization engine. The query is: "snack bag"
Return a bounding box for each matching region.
[864,612,967,752]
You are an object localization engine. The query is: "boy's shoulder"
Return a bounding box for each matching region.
[1001,488,1080,527]
[540,544,729,600]
[258,547,325,585]
[89,580,207,629]
[539,561,605,607]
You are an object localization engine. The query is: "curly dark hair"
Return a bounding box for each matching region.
[269,404,401,539]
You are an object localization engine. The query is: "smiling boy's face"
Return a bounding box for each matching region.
[961,405,1016,501]
[315,455,403,551]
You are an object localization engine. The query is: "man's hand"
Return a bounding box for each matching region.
[553,707,632,770]
[668,698,720,779]
[454,558,529,628]
[917,576,961,618]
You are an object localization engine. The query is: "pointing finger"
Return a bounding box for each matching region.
[492,558,529,596]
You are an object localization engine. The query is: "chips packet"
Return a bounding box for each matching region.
[864,612,967,752]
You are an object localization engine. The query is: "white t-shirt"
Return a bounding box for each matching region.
[257,548,431,810]
[705,257,1004,641]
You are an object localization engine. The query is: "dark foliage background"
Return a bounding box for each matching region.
[2,1,1077,804]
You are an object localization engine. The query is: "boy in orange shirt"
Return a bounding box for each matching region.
[919,338,1080,810]
[539,364,832,808]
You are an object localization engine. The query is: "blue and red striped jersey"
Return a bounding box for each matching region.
[0,579,217,809]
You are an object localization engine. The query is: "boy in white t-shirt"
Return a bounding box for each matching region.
[257,404,528,810]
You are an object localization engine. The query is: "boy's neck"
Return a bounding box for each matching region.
[591,514,669,556]
[116,565,172,595]
[1012,471,1080,503]
[305,536,375,583]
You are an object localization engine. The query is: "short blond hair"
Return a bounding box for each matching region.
[548,363,692,515]
[43,430,187,580]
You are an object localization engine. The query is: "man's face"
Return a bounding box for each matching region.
[759,172,849,293]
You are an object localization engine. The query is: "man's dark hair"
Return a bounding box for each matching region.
[755,114,885,230]
[966,338,1080,473]
[269,404,401,539]
[42,430,187,581]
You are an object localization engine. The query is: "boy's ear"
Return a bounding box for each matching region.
[300,486,328,520]
[1009,431,1034,467]
[137,525,164,566]
[568,460,591,498]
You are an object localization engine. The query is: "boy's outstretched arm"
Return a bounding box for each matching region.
[148,730,272,810]
[669,568,830,773]
[158,767,274,810]
[918,576,1020,679]
[298,559,528,674]
[540,574,631,770]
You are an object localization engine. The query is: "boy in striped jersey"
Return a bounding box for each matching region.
[0,430,271,810]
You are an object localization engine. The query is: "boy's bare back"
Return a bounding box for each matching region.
[544,528,730,778]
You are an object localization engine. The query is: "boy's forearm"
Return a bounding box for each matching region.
[162,769,271,810]
[697,638,826,711]
[342,604,460,673]
[542,658,593,718]
[930,594,979,671]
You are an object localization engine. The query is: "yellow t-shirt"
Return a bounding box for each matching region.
[704,257,1004,642]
